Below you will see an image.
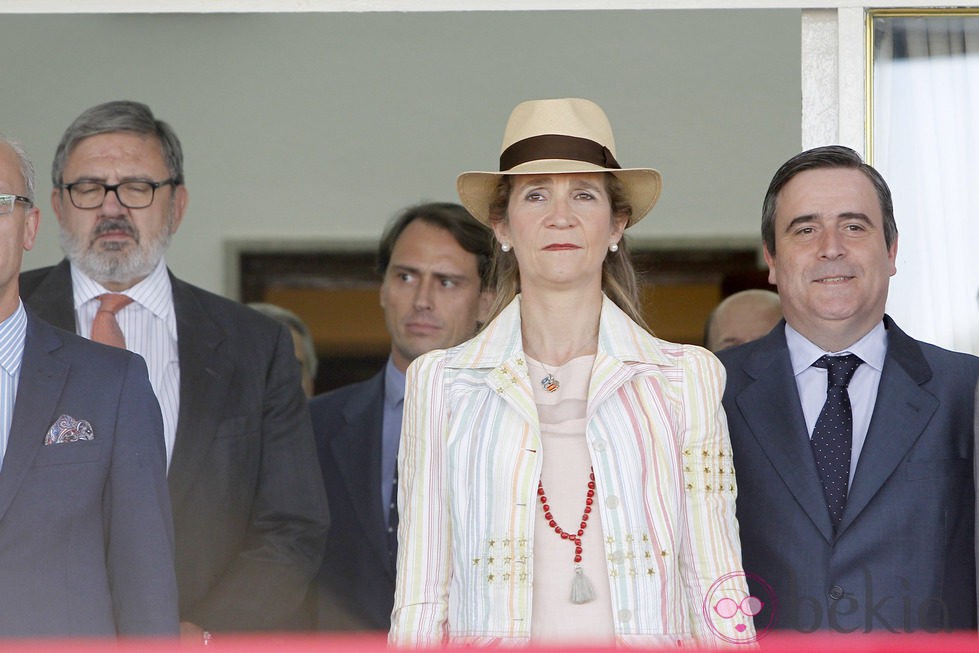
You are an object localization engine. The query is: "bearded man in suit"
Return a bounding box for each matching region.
[718,145,978,633]
[20,101,329,640]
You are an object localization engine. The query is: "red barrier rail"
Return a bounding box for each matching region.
[0,632,978,652]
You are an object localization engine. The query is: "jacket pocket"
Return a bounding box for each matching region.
[34,440,103,466]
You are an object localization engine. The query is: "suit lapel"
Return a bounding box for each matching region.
[0,317,69,523]
[328,372,393,578]
[20,260,76,332]
[166,275,229,508]
[839,319,937,534]
[734,328,836,542]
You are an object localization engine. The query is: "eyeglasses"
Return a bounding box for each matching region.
[0,194,33,216]
[58,179,177,210]
[713,596,764,619]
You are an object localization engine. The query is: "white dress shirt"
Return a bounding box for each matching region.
[71,259,180,467]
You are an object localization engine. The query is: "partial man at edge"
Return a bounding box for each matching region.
[0,134,178,637]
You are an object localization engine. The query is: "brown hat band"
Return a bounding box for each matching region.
[499,134,621,172]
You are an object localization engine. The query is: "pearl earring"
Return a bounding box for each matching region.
[501,243,512,253]
[609,243,619,253]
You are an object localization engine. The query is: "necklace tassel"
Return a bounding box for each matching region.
[570,565,596,604]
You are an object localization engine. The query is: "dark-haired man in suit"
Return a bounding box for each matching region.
[20,101,329,640]
[310,202,493,630]
[0,135,178,637]
[719,145,979,633]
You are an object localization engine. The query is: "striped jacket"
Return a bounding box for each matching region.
[390,295,752,647]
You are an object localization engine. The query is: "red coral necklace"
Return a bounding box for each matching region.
[537,467,597,604]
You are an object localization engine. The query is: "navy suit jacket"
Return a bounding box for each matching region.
[20,260,330,632]
[719,317,979,633]
[974,379,979,624]
[310,370,393,631]
[0,312,178,637]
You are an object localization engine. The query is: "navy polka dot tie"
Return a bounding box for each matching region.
[811,354,863,528]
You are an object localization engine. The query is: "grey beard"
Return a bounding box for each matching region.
[60,225,172,287]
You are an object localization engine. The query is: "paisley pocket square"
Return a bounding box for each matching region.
[44,415,94,445]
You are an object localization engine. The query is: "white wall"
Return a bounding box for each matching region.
[4,10,800,295]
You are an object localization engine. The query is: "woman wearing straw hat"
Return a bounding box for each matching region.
[390,98,752,647]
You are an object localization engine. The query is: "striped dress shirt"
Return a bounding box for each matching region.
[390,295,752,647]
[0,302,27,469]
[71,260,179,467]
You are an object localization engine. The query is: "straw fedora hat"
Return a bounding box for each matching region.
[457,97,662,227]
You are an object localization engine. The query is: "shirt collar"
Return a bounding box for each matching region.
[384,357,406,407]
[71,258,174,322]
[0,301,28,378]
[448,294,671,371]
[785,320,888,376]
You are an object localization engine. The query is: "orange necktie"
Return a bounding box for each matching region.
[91,293,134,349]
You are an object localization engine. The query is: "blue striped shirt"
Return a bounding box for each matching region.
[382,357,406,526]
[71,259,180,468]
[0,302,27,470]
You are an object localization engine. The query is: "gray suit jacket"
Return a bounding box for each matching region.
[310,370,393,630]
[719,317,979,633]
[0,312,178,637]
[20,260,330,632]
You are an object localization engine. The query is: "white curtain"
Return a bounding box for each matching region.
[873,15,979,355]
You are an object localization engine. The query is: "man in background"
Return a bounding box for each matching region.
[248,302,319,397]
[20,101,329,639]
[310,202,493,630]
[704,288,782,352]
[720,145,978,632]
[0,135,178,637]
